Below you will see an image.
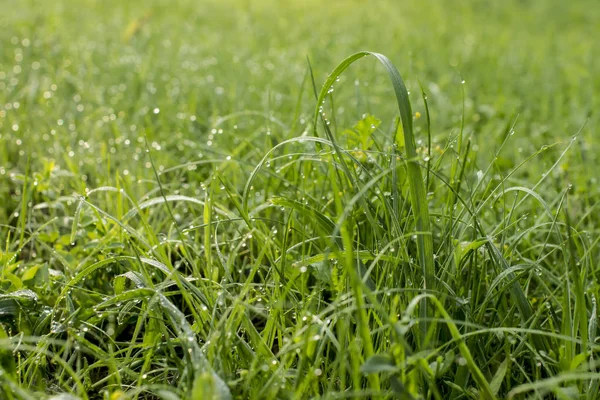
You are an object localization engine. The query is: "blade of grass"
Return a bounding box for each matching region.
[312,51,435,344]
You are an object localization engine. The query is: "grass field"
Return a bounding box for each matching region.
[1,0,600,398]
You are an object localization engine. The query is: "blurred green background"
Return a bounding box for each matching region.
[1,0,599,236]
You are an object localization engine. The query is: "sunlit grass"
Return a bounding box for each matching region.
[1,0,600,399]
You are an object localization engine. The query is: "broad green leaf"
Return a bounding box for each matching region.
[0,325,16,378]
[155,391,181,400]
[21,265,39,282]
[344,114,381,150]
[490,358,509,395]
[360,354,398,374]
[191,372,232,400]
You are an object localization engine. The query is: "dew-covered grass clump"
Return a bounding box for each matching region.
[1,0,600,399]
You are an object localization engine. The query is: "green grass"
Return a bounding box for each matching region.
[1,0,600,398]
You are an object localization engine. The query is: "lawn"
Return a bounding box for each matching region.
[1,0,600,398]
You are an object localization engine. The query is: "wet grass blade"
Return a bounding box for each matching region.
[314,51,434,286]
[313,52,436,344]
